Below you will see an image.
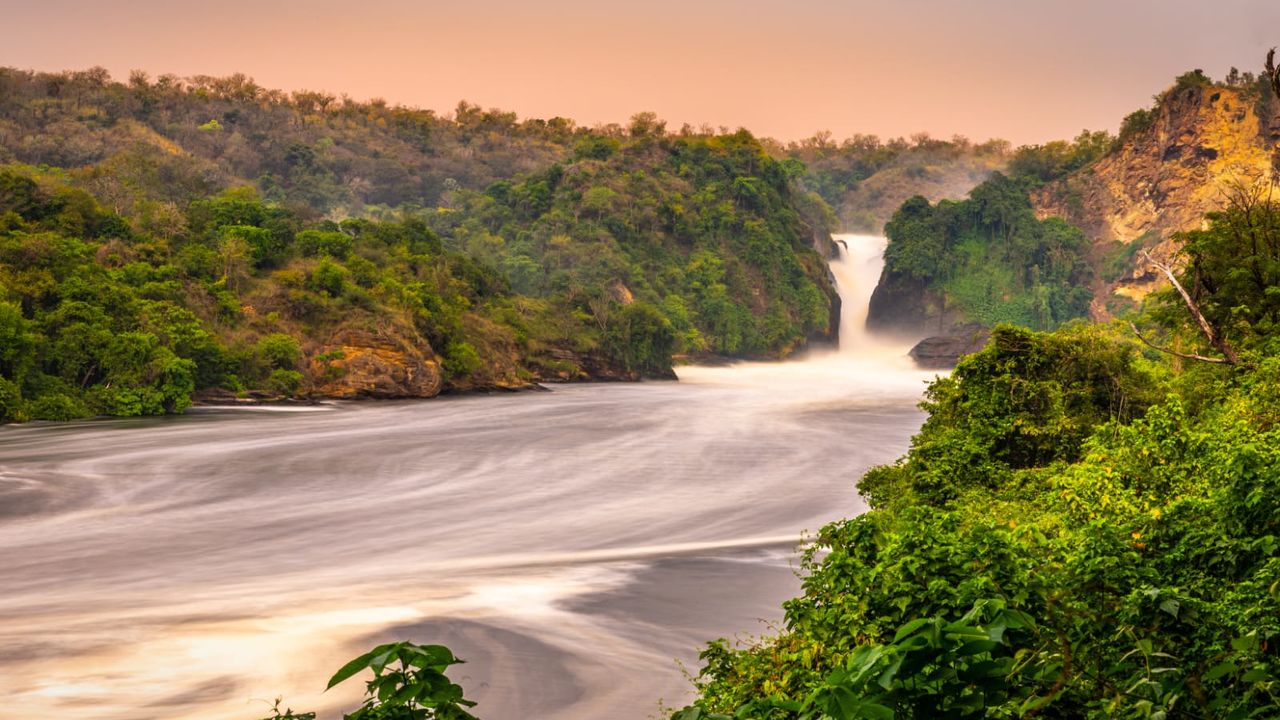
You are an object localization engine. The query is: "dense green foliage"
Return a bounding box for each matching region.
[881,173,1094,329]
[0,165,549,421]
[0,71,839,421]
[1174,190,1280,350]
[675,200,1280,719]
[1006,130,1113,186]
[432,127,834,356]
[261,642,478,720]
[859,325,1163,506]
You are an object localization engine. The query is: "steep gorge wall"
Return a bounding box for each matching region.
[1032,83,1279,312]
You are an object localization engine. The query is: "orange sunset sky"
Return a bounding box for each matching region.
[5,0,1280,145]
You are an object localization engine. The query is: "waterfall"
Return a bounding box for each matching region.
[828,234,887,356]
[675,232,933,397]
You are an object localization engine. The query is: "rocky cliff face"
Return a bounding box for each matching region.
[866,273,970,340]
[304,325,658,402]
[309,329,445,399]
[1032,83,1279,312]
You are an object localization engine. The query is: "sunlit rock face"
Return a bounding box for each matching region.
[309,329,444,398]
[1031,83,1278,311]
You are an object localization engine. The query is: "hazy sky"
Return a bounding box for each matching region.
[5,0,1279,145]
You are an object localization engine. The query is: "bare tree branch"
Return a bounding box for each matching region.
[1140,249,1240,364]
[1267,47,1280,101]
[1128,322,1231,364]
[1268,48,1280,181]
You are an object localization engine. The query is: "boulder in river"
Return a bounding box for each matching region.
[908,329,990,369]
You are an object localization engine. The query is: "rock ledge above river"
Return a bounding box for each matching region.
[909,329,990,369]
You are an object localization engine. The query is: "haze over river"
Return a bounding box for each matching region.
[0,235,938,719]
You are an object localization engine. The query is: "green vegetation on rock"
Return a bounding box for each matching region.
[430,125,835,357]
[1006,129,1113,186]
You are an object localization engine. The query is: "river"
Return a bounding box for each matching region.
[0,235,937,720]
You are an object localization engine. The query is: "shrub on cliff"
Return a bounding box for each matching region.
[860,324,1164,508]
[604,301,676,375]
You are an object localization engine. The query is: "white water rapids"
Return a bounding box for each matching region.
[0,235,937,720]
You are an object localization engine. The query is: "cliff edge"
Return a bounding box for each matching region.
[1032,80,1279,313]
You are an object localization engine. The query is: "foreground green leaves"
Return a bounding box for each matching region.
[263,642,478,720]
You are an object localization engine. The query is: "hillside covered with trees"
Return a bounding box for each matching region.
[776,133,1008,233]
[0,68,840,422]
[863,129,1117,338]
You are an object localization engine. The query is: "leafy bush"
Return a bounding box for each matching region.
[1118,108,1157,144]
[261,642,478,720]
[296,229,352,258]
[604,301,676,374]
[309,259,349,297]
[25,392,89,421]
[255,333,302,369]
[442,341,482,379]
[265,369,304,396]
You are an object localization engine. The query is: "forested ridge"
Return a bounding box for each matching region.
[0,68,843,422]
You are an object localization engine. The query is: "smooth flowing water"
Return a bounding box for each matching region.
[0,235,937,720]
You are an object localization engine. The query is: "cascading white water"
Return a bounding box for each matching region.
[828,234,887,355]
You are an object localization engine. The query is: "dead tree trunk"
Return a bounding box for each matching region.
[1140,250,1240,364]
[1267,48,1280,181]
